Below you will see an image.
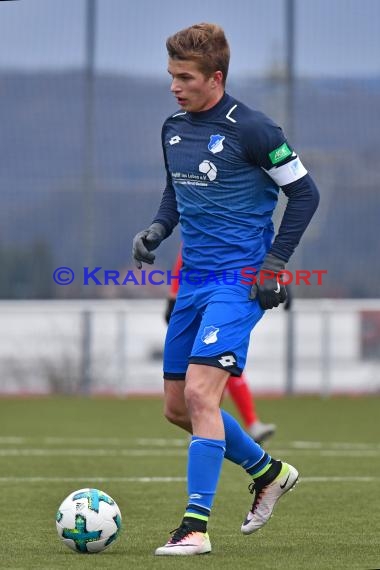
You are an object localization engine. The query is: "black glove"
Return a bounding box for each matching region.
[164,297,176,324]
[249,253,287,310]
[132,223,166,269]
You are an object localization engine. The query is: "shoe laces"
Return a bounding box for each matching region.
[248,480,265,513]
[169,523,195,544]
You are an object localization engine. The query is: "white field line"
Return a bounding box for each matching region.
[270,449,380,457]
[0,476,379,484]
[301,477,380,483]
[0,437,26,444]
[1,437,380,450]
[1,438,380,461]
[0,476,187,483]
[0,437,188,446]
[1,447,380,457]
[44,437,188,447]
[0,448,187,457]
[291,441,380,450]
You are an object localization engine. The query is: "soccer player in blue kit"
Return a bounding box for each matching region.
[132,23,319,555]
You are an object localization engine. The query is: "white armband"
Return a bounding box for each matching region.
[263,156,308,187]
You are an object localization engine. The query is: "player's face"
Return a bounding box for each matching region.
[168,58,224,113]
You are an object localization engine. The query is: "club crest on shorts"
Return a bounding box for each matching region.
[202,326,219,344]
[208,134,225,154]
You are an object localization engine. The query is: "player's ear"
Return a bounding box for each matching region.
[211,70,224,87]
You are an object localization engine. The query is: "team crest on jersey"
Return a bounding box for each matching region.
[202,326,219,345]
[208,134,225,154]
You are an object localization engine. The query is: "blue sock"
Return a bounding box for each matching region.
[221,409,271,475]
[185,436,226,519]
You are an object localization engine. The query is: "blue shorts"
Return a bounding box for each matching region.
[163,277,265,379]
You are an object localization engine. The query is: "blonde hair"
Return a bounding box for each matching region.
[166,23,230,85]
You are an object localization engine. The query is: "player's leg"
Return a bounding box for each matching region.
[163,379,191,432]
[156,364,229,556]
[159,281,231,555]
[189,284,298,538]
[227,374,276,443]
[162,283,199,433]
[162,381,297,546]
[158,283,298,551]
[157,286,216,555]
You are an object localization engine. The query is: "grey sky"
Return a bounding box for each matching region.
[0,0,379,77]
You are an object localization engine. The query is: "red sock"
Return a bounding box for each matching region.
[227,374,257,427]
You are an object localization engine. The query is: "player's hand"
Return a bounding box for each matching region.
[164,297,176,324]
[249,253,287,310]
[132,223,166,269]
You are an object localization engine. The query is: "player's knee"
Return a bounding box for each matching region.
[184,384,209,416]
[164,408,181,425]
[164,404,188,426]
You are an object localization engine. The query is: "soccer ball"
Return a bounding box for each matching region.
[56,488,122,554]
[199,160,217,181]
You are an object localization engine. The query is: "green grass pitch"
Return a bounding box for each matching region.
[0,396,379,569]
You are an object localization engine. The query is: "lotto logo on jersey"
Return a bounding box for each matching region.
[169,135,181,145]
[199,160,217,181]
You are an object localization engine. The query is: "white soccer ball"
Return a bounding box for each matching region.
[199,160,217,181]
[56,488,122,554]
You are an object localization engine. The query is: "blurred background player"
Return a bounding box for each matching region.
[165,247,279,444]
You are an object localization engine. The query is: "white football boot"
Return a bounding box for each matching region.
[155,522,211,556]
[241,462,299,535]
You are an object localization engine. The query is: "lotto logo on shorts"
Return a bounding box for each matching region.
[218,354,237,367]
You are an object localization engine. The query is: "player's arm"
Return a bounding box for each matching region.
[268,171,319,261]
[260,137,320,264]
[242,113,320,308]
[132,125,179,269]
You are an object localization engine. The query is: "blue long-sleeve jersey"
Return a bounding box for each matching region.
[153,92,319,273]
